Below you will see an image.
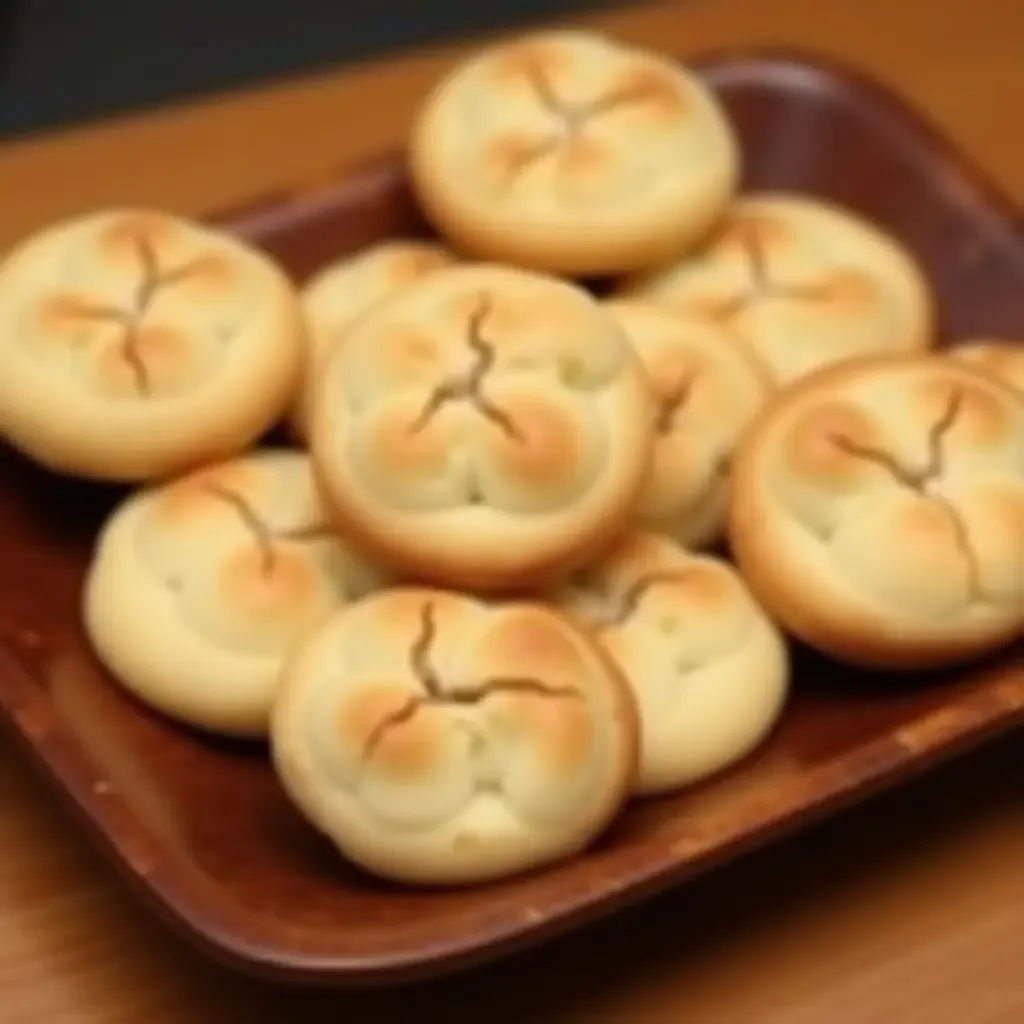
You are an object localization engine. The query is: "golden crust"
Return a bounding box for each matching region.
[550,531,788,794]
[622,193,936,386]
[728,353,1024,669]
[292,239,458,439]
[270,587,638,885]
[82,448,390,737]
[408,30,739,276]
[309,263,655,591]
[949,338,1024,398]
[604,298,772,548]
[0,208,304,481]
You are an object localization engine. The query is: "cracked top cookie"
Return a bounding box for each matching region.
[728,354,1024,669]
[0,209,303,481]
[270,586,637,885]
[408,30,739,277]
[552,531,788,795]
[83,448,389,737]
[950,339,1024,397]
[623,194,935,386]
[293,240,458,439]
[309,263,655,591]
[604,299,772,548]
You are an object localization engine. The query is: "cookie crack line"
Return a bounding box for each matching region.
[708,218,859,322]
[500,60,674,186]
[825,389,984,600]
[408,293,525,442]
[829,390,961,488]
[572,569,690,629]
[49,226,219,394]
[202,483,332,579]
[654,367,699,434]
[362,600,582,763]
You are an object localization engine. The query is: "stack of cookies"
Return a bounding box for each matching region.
[2,29,1021,889]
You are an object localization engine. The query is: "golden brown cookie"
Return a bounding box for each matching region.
[950,339,1024,397]
[83,448,389,737]
[623,193,935,386]
[605,298,772,548]
[271,587,638,885]
[309,263,655,591]
[729,353,1024,669]
[293,240,458,439]
[552,531,788,795]
[409,30,739,276]
[0,209,303,481]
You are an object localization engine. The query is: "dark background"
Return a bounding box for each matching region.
[0,0,610,141]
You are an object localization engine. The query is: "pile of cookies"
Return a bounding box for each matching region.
[2,29,1022,888]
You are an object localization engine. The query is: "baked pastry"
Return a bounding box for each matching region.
[604,298,771,548]
[552,531,788,795]
[950,339,1024,397]
[271,587,637,885]
[83,448,388,737]
[623,193,935,386]
[309,263,655,591]
[0,208,303,481]
[293,240,458,439]
[409,30,739,277]
[729,353,1024,669]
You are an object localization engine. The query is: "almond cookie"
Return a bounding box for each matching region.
[624,193,934,386]
[271,587,637,885]
[552,531,788,795]
[0,209,303,481]
[83,448,389,737]
[293,240,458,439]
[605,299,771,548]
[409,30,739,276]
[729,353,1024,669]
[309,263,654,591]
[950,339,1024,397]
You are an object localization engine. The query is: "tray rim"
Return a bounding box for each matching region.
[1,45,1023,987]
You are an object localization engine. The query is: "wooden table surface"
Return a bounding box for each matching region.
[1,1,1023,1021]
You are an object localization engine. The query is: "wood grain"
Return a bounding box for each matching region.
[1,0,1023,1020]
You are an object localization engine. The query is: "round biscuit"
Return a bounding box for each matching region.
[271,586,638,885]
[552,530,789,794]
[0,208,303,481]
[729,353,1024,669]
[409,30,739,276]
[309,262,655,591]
[623,193,935,386]
[83,448,389,737]
[604,298,772,548]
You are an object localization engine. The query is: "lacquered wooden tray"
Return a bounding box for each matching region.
[1,49,1022,987]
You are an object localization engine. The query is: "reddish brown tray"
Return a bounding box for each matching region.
[1,49,1023,987]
